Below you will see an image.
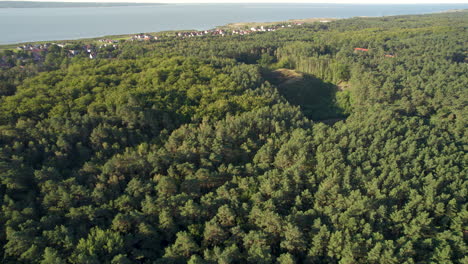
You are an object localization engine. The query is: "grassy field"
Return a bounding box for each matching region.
[222,17,338,29]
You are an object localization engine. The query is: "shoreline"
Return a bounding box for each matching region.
[1,8,466,48]
[0,18,336,49]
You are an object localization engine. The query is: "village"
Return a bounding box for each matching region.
[130,22,305,41]
[2,21,394,68]
[2,22,307,67]
[0,38,121,68]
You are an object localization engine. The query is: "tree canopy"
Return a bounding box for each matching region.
[0,11,467,264]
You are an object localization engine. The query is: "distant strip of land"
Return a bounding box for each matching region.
[222,17,337,29]
[0,1,167,8]
[0,8,465,49]
[0,17,337,50]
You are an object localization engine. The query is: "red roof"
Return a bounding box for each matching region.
[354,48,369,52]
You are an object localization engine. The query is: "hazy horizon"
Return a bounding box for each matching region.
[2,0,468,4]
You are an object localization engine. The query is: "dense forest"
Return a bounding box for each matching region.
[0,11,467,264]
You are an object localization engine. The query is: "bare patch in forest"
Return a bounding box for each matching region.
[268,68,304,86]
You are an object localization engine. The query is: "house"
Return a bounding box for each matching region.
[354,48,369,52]
[17,44,32,50]
[69,50,80,56]
[85,45,94,53]
[99,39,116,44]
[385,54,395,58]
[131,34,155,41]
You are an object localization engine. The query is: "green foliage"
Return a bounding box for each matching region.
[41,248,65,264]
[0,11,466,264]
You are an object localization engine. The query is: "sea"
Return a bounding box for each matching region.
[0,3,467,45]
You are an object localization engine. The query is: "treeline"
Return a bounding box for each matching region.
[0,11,466,264]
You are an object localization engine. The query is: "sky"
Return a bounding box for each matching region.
[5,0,468,3]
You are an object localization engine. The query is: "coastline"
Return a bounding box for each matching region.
[0,18,335,50]
[0,8,466,49]
[2,3,467,46]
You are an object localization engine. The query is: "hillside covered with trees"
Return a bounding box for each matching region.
[0,11,467,264]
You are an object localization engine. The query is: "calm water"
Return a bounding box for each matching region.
[0,4,466,44]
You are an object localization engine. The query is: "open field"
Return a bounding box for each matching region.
[222,17,338,29]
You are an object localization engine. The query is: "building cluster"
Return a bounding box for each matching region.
[99,39,119,44]
[16,43,54,61]
[12,42,119,63]
[131,22,306,41]
[68,43,118,59]
[4,21,314,68]
[176,29,227,38]
[130,34,158,41]
[17,43,52,51]
[68,44,98,59]
[230,26,278,35]
[175,23,305,38]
